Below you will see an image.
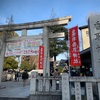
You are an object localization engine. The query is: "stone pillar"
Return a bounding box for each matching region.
[62,73,70,100]
[88,15,100,78]
[43,26,50,76]
[0,31,6,84]
[21,29,27,36]
[30,71,38,94]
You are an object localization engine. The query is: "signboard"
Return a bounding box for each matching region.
[49,32,65,38]
[88,15,100,77]
[69,26,81,66]
[5,39,42,56]
[38,46,44,69]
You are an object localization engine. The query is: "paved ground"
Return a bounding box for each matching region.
[0,78,30,98]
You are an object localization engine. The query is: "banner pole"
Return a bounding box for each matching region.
[68,29,71,76]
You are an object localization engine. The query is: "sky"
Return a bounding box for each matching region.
[0,0,100,60]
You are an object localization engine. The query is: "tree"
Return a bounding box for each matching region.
[3,56,18,70]
[5,15,19,40]
[0,15,19,42]
[0,15,19,70]
[20,61,33,71]
[21,55,38,70]
[49,26,68,67]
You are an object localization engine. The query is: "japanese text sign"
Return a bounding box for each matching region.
[38,46,44,69]
[69,26,81,66]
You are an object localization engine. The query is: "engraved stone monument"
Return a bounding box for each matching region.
[88,14,100,78]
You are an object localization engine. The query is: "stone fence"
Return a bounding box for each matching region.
[30,72,100,100]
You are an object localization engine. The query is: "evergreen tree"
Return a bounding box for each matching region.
[49,26,68,67]
[4,56,18,70]
[20,61,33,71]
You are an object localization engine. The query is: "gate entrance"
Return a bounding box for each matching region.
[0,16,72,83]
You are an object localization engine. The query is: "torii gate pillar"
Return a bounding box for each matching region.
[43,26,50,76]
[0,31,6,83]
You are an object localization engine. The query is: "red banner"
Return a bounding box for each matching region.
[38,46,44,69]
[69,26,81,66]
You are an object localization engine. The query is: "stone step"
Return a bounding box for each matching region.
[0,97,29,100]
[0,95,62,100]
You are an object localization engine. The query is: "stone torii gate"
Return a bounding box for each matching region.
[0,16,72,84]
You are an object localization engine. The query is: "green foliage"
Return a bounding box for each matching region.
[4,56,18,70]
[33,64,37,69]
[49,26,68,58]
[58,67,63,73]
[9,31,19,37]
[49,38,68,57]
[20,61,33,71]
[0,32,2,37]
[0,31,19,38]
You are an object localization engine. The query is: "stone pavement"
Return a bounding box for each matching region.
[0,78,30,98]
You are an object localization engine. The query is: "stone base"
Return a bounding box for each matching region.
[0,97,29,100]
[29,94,62,100]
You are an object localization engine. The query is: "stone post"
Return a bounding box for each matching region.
[62,73,70,100]
[43,26,50,77]
[0,31,6,84]
[88,15,100,78]
[30,71,38,94]
[22,29,27,36]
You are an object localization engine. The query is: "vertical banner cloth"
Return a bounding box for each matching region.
[38,46,44,69]
[69,26,81,66]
